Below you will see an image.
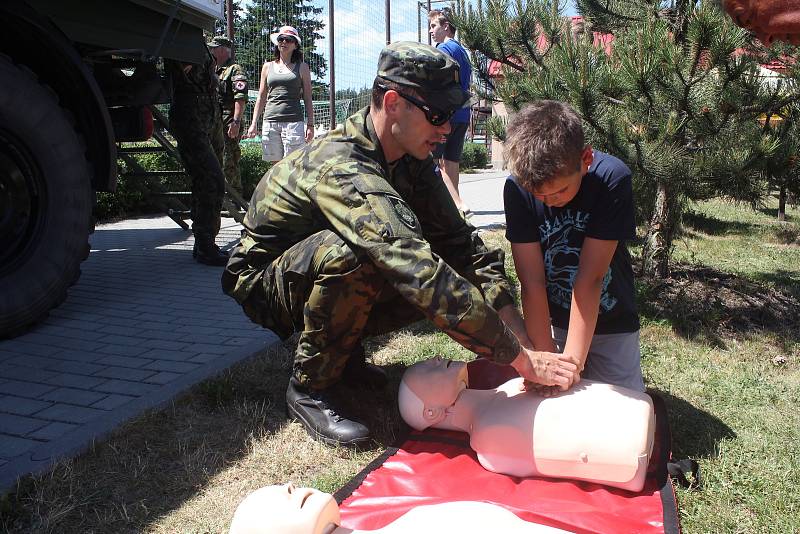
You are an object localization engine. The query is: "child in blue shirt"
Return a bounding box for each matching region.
[503,100,644,393]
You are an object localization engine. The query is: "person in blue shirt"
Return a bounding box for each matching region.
[503,100,644,394]
[429,8,473,216]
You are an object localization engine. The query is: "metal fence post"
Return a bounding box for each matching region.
[225,0,235,59]
[386,0,391,44]
[329,0,336,130]
[427,0,432,44]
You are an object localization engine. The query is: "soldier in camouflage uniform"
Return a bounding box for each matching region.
[209,36,248,196]
[222,42,578,447]
[165,42,229,266]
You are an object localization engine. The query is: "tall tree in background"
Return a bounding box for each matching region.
[455,0,786,278]
[233,0,326,84]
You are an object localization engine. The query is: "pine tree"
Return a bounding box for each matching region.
[758,104,800,222]
[455,0,784,278]
[752,44,800,221]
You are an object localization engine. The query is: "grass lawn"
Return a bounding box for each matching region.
[1,199,799,533]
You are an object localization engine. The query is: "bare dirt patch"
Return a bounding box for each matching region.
[638,263,800,351]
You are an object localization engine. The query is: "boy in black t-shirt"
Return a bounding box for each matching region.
[503,100,644,393]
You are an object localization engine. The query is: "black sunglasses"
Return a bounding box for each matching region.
[276,36,296,44]
[377,83,454,126]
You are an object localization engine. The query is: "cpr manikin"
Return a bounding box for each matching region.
[398,356,655,492]
[228,483,573,534]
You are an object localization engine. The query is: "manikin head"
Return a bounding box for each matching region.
[229,483,340,534]
[398,356,468,431]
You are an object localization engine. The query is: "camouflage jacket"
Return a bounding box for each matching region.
[216,59,248,110]
[226,108,521,363]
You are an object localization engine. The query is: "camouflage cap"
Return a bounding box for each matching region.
[377,41,471,113]
[208,36,233,48]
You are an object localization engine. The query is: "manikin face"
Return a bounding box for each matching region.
[405,356,468,407]
[389,92,452,161]
[229,483,340,534]
[531,147,593,208]
[429,18,450,44]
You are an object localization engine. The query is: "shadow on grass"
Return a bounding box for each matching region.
[652,389,736,461]
[755,205,798,222]
[681,210,760,236]
[2,344,293,533]
[637,263,800,350]
[0,335,423,534]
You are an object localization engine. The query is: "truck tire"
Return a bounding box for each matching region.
[0,55,92,338]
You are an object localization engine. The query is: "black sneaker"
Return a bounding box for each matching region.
[286,378,370,447]
[342,357,388,390]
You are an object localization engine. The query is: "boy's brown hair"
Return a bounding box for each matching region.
[504,100,585,191]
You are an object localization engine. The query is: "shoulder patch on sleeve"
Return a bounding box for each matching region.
[350,173,421,236]
[388,196,419,230]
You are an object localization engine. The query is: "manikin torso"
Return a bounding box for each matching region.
[228,484,574,534]
[430,379,655,491]
[331,501,571,533]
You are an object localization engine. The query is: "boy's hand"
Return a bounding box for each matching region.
[510,348,578,390]
[557,352,584,386]
[521,383,561,397]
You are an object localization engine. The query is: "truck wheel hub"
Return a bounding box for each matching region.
[0,129,44,275]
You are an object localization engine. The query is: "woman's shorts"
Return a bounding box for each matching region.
[261,120,305,162]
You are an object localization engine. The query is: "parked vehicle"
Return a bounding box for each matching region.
[0,0,223,337]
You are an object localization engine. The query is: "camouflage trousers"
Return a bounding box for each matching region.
[238,230,423,389]
[222,111,243,196]
[169,95,225,241]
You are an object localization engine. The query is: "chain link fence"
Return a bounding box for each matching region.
[226,0,458,135]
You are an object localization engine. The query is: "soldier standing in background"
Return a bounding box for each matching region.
[222,42,578,448]
[164,40,228,266]
[209,36,248,197]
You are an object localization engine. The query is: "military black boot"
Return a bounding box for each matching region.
[342,355,388,390]
[193,239,229,266]
[286,378,370,447]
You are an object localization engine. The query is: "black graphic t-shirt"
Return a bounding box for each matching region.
[504,151,640,334]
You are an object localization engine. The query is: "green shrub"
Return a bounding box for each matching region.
[96,148,185,221]
[461,142,489,171]
[239,142,272,199]
[95,142,272,222]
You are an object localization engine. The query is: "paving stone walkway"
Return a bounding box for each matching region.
[0,169,509,494]
[0,217,277,492]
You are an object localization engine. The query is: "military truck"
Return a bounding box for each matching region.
[0,0,223,338]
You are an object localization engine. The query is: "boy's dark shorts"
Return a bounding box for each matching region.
[432,121,469,163]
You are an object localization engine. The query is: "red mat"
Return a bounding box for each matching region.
[334,359,680,534]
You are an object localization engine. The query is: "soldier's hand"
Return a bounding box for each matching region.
[305,123,314,143]
[227,122,240,139]
[510,347,578,391]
